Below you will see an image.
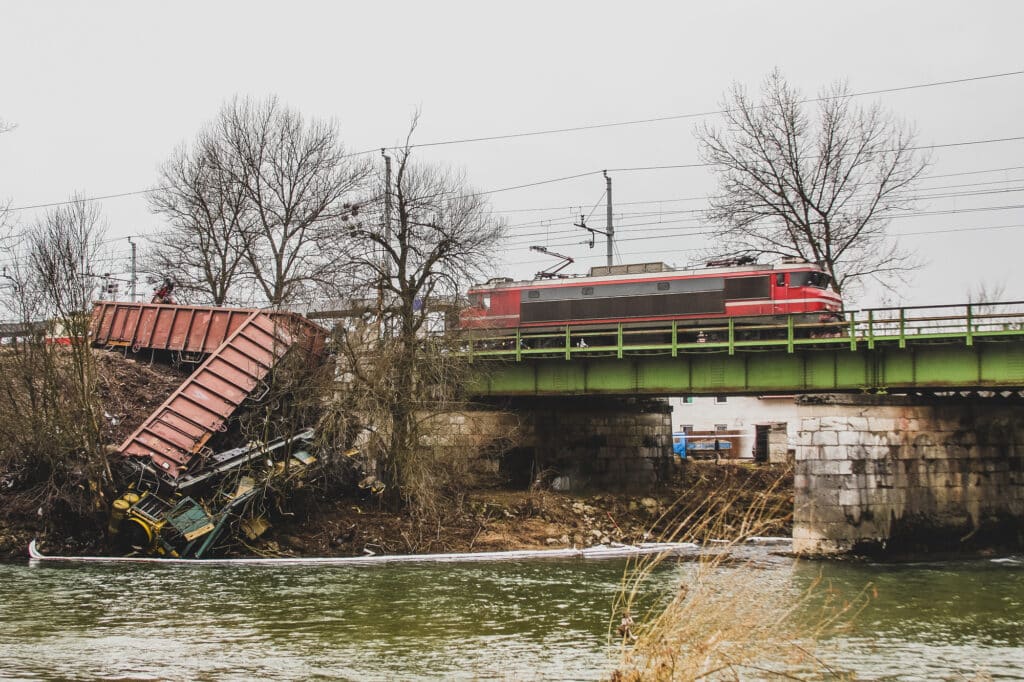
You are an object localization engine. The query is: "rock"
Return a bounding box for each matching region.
[559,534,570,545]
[280,535,307,552]
[640,497,659,514]
[545,537,561,546]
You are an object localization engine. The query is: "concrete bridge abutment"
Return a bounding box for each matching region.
[794,395,1024,555]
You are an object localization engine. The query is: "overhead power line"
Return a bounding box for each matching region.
[488,168,1024,217]
[506,221,1024,269]
[15,132,1020,214]
[6,67,1024,213]
[367,68,1024,153]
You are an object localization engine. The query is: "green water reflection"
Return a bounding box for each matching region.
[0,551,1020,681]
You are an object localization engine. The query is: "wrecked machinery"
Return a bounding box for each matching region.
[91,301,330,558]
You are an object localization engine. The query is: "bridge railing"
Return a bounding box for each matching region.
[459,301,1024,360]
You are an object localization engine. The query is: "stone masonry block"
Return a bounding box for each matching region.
[799,417,820,432]
[823,445,854,461]
[812,431,839,446]
[838,431,865,446]
[795,445,821,461]
[839,489,865,507]
[846,416,869,431]
[868,417,896,432]
[818,417,850,431]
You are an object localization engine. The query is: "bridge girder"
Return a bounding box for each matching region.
[471,341,1024,397]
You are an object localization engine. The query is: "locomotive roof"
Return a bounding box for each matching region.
[471,261,823,290]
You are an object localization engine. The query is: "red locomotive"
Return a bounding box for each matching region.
[459,259,842,333]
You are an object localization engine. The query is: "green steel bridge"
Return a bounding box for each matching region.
[465,302,1024,397]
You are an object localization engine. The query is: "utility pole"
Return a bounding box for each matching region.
[378,149,393,335]
[382,149,393,249]
[128,236,137,302]
[603,170,614,267]
[576,172,616,266]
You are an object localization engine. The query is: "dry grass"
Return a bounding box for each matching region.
[611,468,869,681]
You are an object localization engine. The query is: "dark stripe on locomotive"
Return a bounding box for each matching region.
[519,275,771,323]
[723,276,771,300]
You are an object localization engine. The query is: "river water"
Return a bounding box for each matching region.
[0,547,1021,681]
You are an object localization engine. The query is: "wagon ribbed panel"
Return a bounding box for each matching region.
[88,302,274,354]
[143,420,203,451]
[152,410,208,442]
[217,345,271,375]
[206,357,262,386]
[190,372,250,404]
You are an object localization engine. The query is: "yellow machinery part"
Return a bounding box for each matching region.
[124,512,164,549]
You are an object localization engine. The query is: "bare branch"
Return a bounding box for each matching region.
[696,71,929,298]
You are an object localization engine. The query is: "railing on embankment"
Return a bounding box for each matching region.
[462,301,1024,396]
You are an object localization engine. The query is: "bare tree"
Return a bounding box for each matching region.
[146,136,249,305]
[697,71,929,296]
[27,199,108,450]
[211,95,370,306]
[322,131,506,511]
[147,96,370,307]
[968,280,1006,306]
[28,197,107,321]
[0,197,112,540]
[0,118,17,274]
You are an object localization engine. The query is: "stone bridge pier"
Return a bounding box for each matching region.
[433,397,674,491]
[794,396,1024,555]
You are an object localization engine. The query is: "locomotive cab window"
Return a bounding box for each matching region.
[468,293,483,307]
[775,273,786,286]
[790,272,831,289]
[482,294,491,309]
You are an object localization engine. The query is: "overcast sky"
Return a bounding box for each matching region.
[1,1,1022,308]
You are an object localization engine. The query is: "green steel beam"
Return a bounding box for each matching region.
[471,341,1024,396]
[472,343,1024,396]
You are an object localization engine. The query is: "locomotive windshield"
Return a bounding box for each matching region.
[789,271,831,289]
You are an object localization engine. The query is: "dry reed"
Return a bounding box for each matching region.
[611,466,869,681]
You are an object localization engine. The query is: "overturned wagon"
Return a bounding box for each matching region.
[91,301,329,557]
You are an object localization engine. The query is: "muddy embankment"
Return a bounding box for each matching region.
[0,348,793,561]
[2,460,793,562]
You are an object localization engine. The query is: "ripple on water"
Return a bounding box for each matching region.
[1,552,1022,680]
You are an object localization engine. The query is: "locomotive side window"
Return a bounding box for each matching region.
[582,287,594,295]
[775,273,786,286]
[527,291,540,299]
[657,282,670,291]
